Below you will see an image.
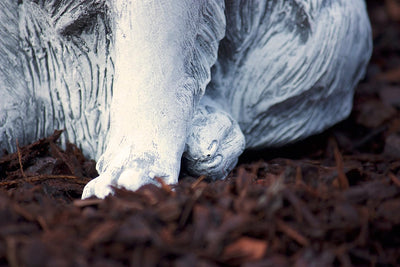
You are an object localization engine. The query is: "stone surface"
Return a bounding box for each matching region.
[0,0,372,198]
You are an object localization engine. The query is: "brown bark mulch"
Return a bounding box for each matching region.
[1,1,400,266]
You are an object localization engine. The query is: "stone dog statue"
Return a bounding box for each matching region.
[0,0,372,198]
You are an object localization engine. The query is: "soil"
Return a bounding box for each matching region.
[1,1,400,266]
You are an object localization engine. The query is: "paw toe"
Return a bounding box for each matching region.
[81,177,114,199]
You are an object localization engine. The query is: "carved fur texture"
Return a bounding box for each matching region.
[0,0,372,198]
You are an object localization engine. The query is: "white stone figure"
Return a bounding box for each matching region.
[0,0,372,198]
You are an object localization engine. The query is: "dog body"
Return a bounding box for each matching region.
[0,0,372,198]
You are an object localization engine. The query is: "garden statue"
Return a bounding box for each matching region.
[0,0,372,198]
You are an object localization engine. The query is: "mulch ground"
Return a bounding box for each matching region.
[1,1,400,266]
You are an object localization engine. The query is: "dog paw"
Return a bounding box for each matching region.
[183,103,245,180]
[82,156,178,199]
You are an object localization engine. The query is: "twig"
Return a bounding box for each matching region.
[191,175,207,189]
[283,189,321,228]
[295,166,303,185]
[12,203,36,221]
[50,141,77,176]
[5,237,19,267]
[335,245,353,267]
[154,177,174,195]
[333,139,349,190]
[37,215,50,232]
[0,174,87,186]
[276,219,310,246]
[73,198,104,207]
[389,172,400,187]
[16,139,27,179]
[179,187,204,227]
